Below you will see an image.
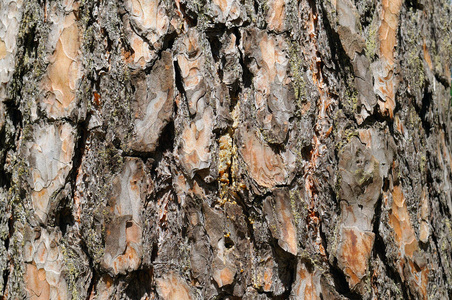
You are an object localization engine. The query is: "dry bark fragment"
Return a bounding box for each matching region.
[209,0,245,26]
[23,228,68,300]
[239,128,293,189]
[42,10,81,119]
[240,28,295,144]
[326,0,376,123]
[125,0,169,45]
[122,17,155,68]
[0,0,23,131]
[178,107,214,178]
[266,0,286,32]
[264,189,298,255]
[335,128,394,290]
[175,30,216,178]
[156,272,193,300]
[102,158,147,275]
[129,51,175,153]
[373,0,402,118]
[0,0,23,99]
[290,260,322,300]
[1,0,451,299]
[388,184,429,299]
[26,123,75,224]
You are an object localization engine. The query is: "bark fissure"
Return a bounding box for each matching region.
[0,0,451,299]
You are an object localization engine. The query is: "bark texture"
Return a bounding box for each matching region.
[0,0,451,299]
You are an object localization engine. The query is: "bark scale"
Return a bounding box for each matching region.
[0,0,451,299]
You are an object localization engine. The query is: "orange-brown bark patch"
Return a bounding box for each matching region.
[267,0,285,32]
[213,0,228,13]
[263,267,273,291]
[156,272,192,300]
[127,0,169,44]
[0,39,6,60]
[44,12,80,118]
[240,130,287,188]
[375,0,402,118]
[264,190,298,255]
[129,33,152,67]
[213,265,235,287]
[292,261,321,299]
[24,264,51,300]
[337,227,374,288]
[179,108,213,176]
[389,185,429,298]
[389,185,418,257]
[422,41,433,69]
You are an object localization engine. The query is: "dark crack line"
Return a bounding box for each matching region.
[430,216,451,294]
[328,258,363,300]
[82,241,96,300]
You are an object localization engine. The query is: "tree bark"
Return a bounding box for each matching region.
[0,0,451,299]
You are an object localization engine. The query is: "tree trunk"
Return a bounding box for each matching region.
[0,0,451,299]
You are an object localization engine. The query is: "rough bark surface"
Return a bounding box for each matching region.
[0,0,451,299]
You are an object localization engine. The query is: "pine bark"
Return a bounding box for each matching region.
[0,0,451,299]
